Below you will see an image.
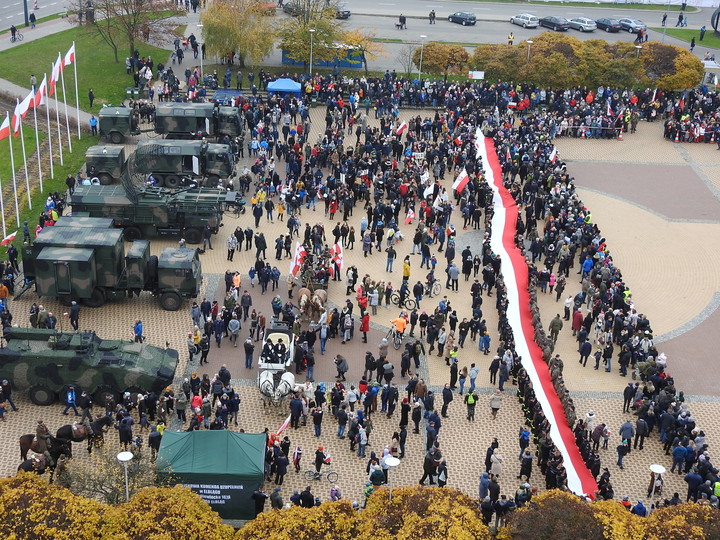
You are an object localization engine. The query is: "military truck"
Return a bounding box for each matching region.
[154,102,243,139]
[99,107,139,144]
[70,184,234,244]
[85,140,234,188]
[19,217,202,311]
[0,327,178,406]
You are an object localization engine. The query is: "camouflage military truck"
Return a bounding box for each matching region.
[19,217,202,311]
[0,327,178,406]
[154,102,243,139]
[70,184,234,245]
[99,107,139,144]
[85,140,234,188]
[85,145,126,185]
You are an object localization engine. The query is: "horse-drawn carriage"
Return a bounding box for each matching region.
[258,318,296,408]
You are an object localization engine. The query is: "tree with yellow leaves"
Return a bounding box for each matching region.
[277,5,346,68]
[639,42,704,90]
[412,43,470,81]
[200,0,276,68]
[343,29,386,75]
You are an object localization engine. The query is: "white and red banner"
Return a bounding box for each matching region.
[476,128,597,497]
[33,75,47,107]
[396,121,408,135]
[12,91,33,134]
[0,116,9,141]
[289,241,307,277]
[49,52,62,97]
[330,242,344,270]
[276,414,291,436]
[404,209,415,225]
[451,168,469,193]
[1,231,17,246]
[549,146,557,164]
[63,43,76,68]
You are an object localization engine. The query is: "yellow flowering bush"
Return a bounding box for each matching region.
[644,503,720,540]
[593,500,645,540]
[236,500,358,540]
[0,473,104,540]
[356,486,490,540]
[102,485,235,540]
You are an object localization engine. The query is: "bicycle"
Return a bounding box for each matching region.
[390,291,416,311]
[385,326,404,350]
[304,468,339,483]
[425,278,442,298]
[10,33,24,43]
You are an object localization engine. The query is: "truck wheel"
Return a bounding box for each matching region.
[153,175,165,187]
[123,226,142,241]
[98,173,113,185]
[159,291,182,311]
[147,255,159,283]
[164,175,181,189]
[110,132,123,144]
[29,385,56,406]
[84,287,106,308]
[58,294,77,306]
[184,228,202,244]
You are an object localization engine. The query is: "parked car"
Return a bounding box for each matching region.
[568,17,597,32]
[595,17,623,32]
[282,2,302,16]
[539,15,570,31]
[510,13,539,28]
[618,18,646,33]
[448,11,477,25]
[336,4,351,19]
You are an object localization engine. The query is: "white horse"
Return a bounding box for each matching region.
[259,370,276,408]
[275,372,296,407]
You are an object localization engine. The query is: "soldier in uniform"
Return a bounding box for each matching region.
[36,420,52,451]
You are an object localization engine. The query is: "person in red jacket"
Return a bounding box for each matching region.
[572,308,584,336]
[360,313,370,343]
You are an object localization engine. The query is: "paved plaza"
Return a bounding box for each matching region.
[0,106,716,511]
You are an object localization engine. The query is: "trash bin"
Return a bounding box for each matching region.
[85,7,94,22]
[126,87,140,99]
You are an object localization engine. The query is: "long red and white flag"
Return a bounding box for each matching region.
[396,121,408,135]
[0,115,9,141]
[276,414,291,436]
[12,91,33,135]
[63,43,76,68]
[49,53,61,97]
[1,231,17,246]
[549,146,558,164]
[404,208,415,225]
[33,75,47,107]
[289,242,307,277]
[330,241,344,270]
[451,168,469,193]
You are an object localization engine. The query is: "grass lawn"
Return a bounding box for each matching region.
[0,26,171,111]
[650,27,720,49]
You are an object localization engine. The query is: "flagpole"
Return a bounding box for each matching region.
[72,42,81,139]
[0,173,6,239]
[17,102,32,210]
[7,112,20,227]
[44,73,54,180]
[32,101,43,193]
[59,52,72,153]
[54,88,64,166]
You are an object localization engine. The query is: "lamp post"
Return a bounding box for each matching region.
[117,451,133,502]
[196,23,204,80]
[309,28,316,76]
[384,456,400,500]
[635,44,643,58]
[418,35,427,80]
[526,40,533,63]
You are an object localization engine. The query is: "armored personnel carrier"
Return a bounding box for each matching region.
[0,327,178,406]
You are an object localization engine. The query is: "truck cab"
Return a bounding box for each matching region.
[85,145,126,185]
[216,106,242,137]
[154,102,215,139]
[99,107,139,144]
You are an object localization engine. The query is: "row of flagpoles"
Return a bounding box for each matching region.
[0,42,80,239]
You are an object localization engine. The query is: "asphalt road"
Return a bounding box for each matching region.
[1,0,67,28]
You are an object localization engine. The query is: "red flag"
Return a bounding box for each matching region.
[63,43,76,67]
[404,209,415,225]
[49,52,62,97]
[12,92,33,135]
[289,242,307,277]
[453,136,462,146]
[396,121,408,135]
[33,75,47,107]
[549,146,557,163]
[0,116,9,141]
[276,414,291,436]
[330,242,344,270]
[451,168,469,193]
[1,231,17,246]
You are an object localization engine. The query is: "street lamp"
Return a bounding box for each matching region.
[117,451,133,502]
[418,35,427,80]
[196,23,204,80]
[309,28,316,77]
[526,40,533,63]
[635,44,643,58]
[384,456,400,500]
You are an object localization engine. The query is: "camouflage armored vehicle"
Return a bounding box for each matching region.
[154,102,243,138]
[0,327,178,406]
[19,217,202,310]
[99,107,139,144]
[85,145,126,185]
[70,184,234,244]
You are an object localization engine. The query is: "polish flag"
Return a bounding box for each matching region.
[396,121,408,135]
[289,242,307,277]
[330,242,344,270]
[49,53,61,97]
[1,231,17,246]
[453,136,462,146]
[33,75,47,107]
[12,92,34,134]
[404,209,415,225]
[549,146,558,164]
[606,101,612,117]
[423,183,435,199]
[276,414,291,436]
[451,168,469,193]
[0,116,10,141]
[63,43,76,68]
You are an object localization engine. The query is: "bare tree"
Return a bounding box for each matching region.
[395,43,417,78]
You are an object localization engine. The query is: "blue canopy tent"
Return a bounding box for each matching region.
[266,78,302,98]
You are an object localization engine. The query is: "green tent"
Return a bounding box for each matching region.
[155,431,266,520]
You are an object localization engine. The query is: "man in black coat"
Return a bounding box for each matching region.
[299,486,314,508]
[441,383,453,418]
